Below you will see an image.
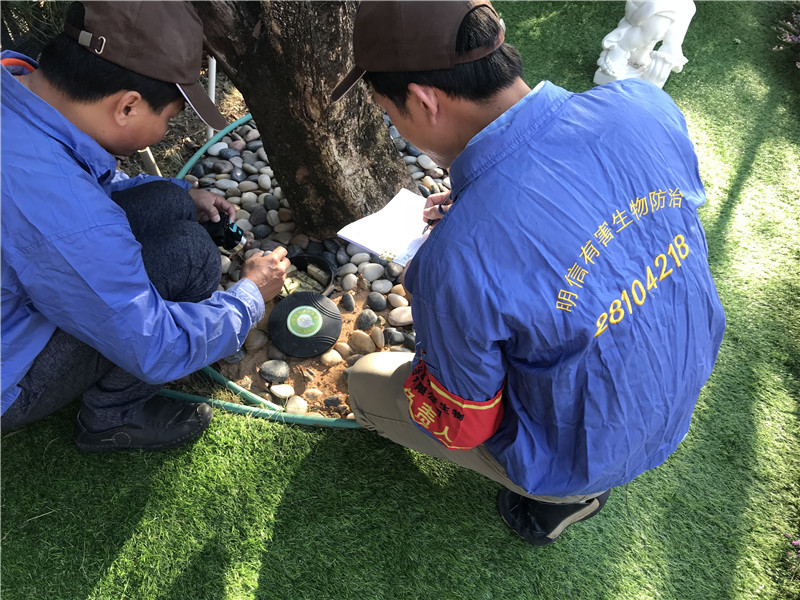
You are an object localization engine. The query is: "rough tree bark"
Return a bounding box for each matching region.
[193,0,416,239]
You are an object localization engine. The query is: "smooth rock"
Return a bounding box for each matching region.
[259,359,290,383]
[304,388,323,401]
[384,327,406,346]
[367,292,387,312]
[341,273,358,292]
[356,309,378,330]
[388,306,413,326]
[388,293,408,308]
[248,204,268,226]
[370,326,385,349]
[219,148,241,160]
[350,252,370,265]
[244,328,268,351]
[320,349,343,366]
[270,383,295,399]
[324,395,343,408]
[207,141,228,156]
[391,284,407,296]
[285,396,308,414]
[333,342,353,358]
[252,224,271,239]
[347,243,370,256]
[266,210,281,227]
[338,263,358,276]
[417,154,438,170]
[336,247,351,265]
[214,179,239,191]
[238,181,259,193]
[385,263,404,279]
[339,292,355,312]
[360,263,385,282]
[349,330,376,354]
[370,279,393,294]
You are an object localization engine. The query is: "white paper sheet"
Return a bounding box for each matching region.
[337,189,429,267]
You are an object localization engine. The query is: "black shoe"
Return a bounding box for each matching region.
[74,397,213,452]
[497,488,610,546]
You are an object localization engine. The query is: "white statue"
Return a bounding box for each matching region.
[594,0,696,89]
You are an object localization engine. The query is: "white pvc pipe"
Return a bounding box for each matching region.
[207,55,217,141]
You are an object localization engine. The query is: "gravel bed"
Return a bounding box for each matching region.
[183,115,450,418]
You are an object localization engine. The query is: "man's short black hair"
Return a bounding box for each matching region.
[363,6,524,114]
[36,2,182,113]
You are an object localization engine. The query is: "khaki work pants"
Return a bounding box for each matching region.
[348,352,605,504]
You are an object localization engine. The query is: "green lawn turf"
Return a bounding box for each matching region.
[2,2,799,599]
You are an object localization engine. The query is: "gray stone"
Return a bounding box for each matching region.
[366,292,387,311]
[259,359,290,382]
[336,247,351,265]
[417,154,438,170]
[207,141,228,156]
[258,174,272,190]
[385,262,405,279]
[370,279,393,294]
[252,224,272,239]
[212,160,233,174]
[338,263,358,276]
[384,327,406,346]
[219,148,241,160]
[360,263,385,282]
[214,179,239,191]
[248,204,268,226]
[341,273,358,291]
[324,394,343,407]
[339,292,355,312]
[356,309,378,330]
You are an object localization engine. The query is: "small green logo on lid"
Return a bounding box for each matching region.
[286,305,323,338]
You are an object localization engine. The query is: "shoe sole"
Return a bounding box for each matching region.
[75,425,208,453]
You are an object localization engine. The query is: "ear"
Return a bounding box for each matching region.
[407,83,442,125]
[111,90,144,126]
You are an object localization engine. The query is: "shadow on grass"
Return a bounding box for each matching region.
[1,404,174,599]
[256,429,642,600]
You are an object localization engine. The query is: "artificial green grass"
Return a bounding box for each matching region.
[2,2,799,599]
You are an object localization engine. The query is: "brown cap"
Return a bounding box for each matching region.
[64,1,227,130]
[331,0,505,102]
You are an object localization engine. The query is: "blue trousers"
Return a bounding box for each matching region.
[3,181,221,430]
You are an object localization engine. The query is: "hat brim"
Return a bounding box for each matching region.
[178,81,228,131]
[331,66,366,103]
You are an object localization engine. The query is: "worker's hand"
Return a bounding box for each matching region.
[241,246,290,303]
[422,191,451,225]
[189,183,237,223]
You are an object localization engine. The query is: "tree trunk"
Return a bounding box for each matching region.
[193,0,415,239]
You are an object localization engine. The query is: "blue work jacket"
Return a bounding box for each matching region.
[1,52,263,413]
[404,80,726,496]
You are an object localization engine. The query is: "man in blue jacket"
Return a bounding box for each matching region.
[337,1,726,545]
[1,1,289,451]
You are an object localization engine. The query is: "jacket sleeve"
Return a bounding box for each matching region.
[7,175,262,384]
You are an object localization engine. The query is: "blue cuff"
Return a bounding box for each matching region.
[227,278,265,324]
